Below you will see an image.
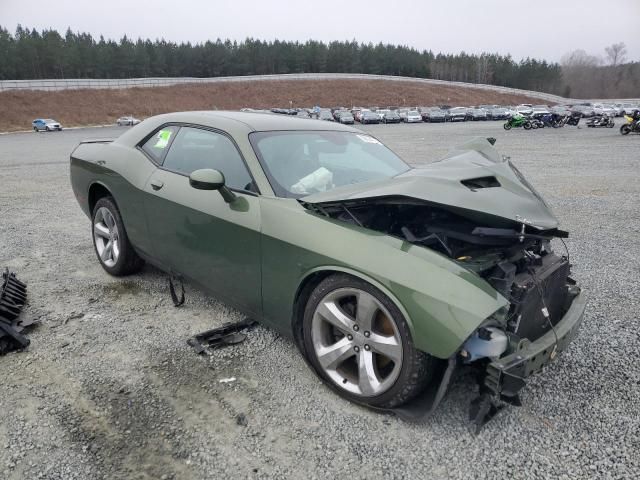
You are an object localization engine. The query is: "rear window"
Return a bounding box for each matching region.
[140,126,180,164]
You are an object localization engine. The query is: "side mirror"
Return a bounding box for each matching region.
[189,169,236,203]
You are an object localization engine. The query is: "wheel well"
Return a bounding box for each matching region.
[88,183,112,214]
[291,270,335,351]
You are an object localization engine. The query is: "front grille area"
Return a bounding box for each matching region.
[508,254,570,341]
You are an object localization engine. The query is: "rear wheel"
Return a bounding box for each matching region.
[524,121,532,130]
[92,196,144,276]
[302,274,433,408]
[503,122,512,130]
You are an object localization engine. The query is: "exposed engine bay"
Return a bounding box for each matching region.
[303,197,578,345]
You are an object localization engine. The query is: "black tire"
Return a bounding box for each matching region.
[620,125,631,135]
[524,121,532,130]
[302,274,433,408]
[608,121,615,128]
[92,196,144,276]
[503,122,512,130]
[45,126,51,132]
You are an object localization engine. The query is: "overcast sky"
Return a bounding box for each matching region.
[1,0,638,63]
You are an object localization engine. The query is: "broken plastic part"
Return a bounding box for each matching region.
[0,268,35,355]
[187,318,257,355]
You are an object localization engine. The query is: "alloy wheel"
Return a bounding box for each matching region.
[311,288,403,397]
[93,207,120,267]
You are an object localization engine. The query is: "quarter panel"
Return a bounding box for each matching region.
[70,142,157,257]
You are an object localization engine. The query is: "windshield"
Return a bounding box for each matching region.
[249,131,410,198]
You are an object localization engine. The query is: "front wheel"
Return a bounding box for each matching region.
[620,125,631,135]
[524,121,532,130]
[302,274,433,408]
[92,196,144,276]
[503,122,512,130]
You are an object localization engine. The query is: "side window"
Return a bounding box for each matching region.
[162,127,254,191]
[140,126,179,163]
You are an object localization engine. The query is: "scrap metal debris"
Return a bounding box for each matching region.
[0,268,35,355]
[187,318,256,355]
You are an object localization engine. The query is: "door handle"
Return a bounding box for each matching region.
[150,180,164,191]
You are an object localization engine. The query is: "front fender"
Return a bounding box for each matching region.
[260,198,508,359]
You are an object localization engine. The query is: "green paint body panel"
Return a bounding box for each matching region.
[69,111,560,360]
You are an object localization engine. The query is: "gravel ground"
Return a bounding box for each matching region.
[1,121,638,479]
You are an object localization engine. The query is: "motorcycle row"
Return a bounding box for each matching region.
[504,111,640,135]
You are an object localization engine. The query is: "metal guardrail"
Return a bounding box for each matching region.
[0,74,637,104]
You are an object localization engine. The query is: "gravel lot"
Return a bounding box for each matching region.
[1,121,638,479]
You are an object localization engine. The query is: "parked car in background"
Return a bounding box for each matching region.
[296,110,311,119]
[360,111,381,124]
[447,107,467,122]
[531,105,551,118]
[422,108,446,122]
[382,111,402,124]
[338,112,355,125]
[616,103,639,116]
[571,105,595,118]
[551,105,571,116]
[514,105,533,116]
[488,108,510,120]
[319,110,335,122]
[405,110,422,123]
[469,108,488,121]
[376,109,391,121]
[117,116,141,126]
[331,109,346,121]
[397,108,409,122]
[592,104,617,117]
[32,118,62,132]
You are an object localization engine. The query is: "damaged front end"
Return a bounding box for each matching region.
[300,138,586,430]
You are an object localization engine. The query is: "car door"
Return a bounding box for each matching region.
[142,125,262,317]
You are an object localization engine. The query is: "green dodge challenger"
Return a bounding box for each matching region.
[70,111,586,413]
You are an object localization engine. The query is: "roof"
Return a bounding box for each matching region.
[115,110,363,148]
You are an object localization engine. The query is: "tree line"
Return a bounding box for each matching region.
[0,25,635,98]
[0,25,564,93]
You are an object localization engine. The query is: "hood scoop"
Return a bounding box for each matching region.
[461,176,501,190]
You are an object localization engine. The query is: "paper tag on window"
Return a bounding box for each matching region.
[357,134,381,144]
[154,129,172,149]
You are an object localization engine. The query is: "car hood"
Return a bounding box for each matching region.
[301,138,559,230]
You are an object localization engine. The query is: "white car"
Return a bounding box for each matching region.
[515,105,533,116]
[615,103,638,116]
[116,116,141,126]
[592,104,617,117]
[32,118,62,132]
[405,110,422,123]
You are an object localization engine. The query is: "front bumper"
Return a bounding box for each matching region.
[484,291,587,397]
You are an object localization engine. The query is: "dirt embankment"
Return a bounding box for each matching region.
[0,78,548,132]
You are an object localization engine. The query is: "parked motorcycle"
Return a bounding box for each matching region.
[586,114,615,128]
[529,118,545,129]
[566,112,581,127]
[503,113,532,130]
[620,114,640,135]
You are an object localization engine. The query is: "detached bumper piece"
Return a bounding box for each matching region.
[0,268,34,355]
[471,290,587,433]
[187,318,257,355]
